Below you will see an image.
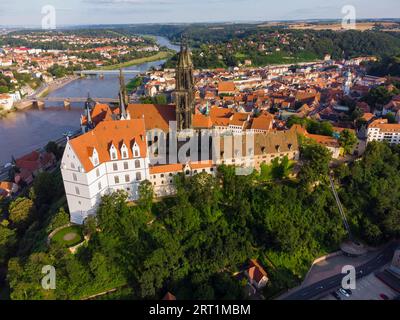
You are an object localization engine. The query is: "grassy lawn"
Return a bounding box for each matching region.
[52,225,84,247]
[98,51,173,70]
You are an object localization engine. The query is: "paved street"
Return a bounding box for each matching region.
[282,241,399,300]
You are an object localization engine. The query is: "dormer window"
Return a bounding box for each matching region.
[121,143,129,159]
[109,144,117,160]
[91,148,99,167]
[132,141,140,158]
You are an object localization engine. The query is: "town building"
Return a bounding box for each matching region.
[367,119,400,145]
[245,259,269,291]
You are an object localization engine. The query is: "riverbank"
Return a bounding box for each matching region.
[97,51,173,71]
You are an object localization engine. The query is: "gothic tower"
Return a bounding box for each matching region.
[174,39,194,131]
[119,69,130,120]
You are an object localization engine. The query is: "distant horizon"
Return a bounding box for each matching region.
[2,17,400,29]
[0,0,399,27]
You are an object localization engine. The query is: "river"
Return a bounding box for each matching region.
[0,36,179,165]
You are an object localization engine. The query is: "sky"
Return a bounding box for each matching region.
[0,0,400,27]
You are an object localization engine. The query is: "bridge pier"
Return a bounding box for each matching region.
[64,99,71,110]
[33,100,45,110]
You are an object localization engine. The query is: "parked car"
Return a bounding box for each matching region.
[339,288,350,298]
[332,291,342,300]
[344,288,352,296]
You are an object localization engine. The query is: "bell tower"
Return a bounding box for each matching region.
[174,38,194,131]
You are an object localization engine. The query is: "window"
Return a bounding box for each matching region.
[72,173,77,181]
[98,182,102,191]
[124,162,129,170]
[185,170,190,175]
[96,168,100,177]
[161,174,164,178]
[71,162,75,169]
[93,157,98,166]
[134,150,139,157]
[75,186,80,195]
[122,151,127,159]
[111,152,117,160]
[114,176,120,184]
[125,174,130,183]
[135,160,140,169]
[113,163,118,171]
[136,172,142,181]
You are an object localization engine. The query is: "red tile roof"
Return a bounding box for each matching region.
[127,104,176,132]
[248,259,268,283]
[218,81,236,94]
[69,119,147,172]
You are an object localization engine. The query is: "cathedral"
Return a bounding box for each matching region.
[65,41,300,224]
[174,39,195,131]
[81,40,195,134]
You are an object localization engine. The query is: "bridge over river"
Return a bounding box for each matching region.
[74,69,140,76]
[38,97,119,103]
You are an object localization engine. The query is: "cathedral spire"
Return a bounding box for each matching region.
[85,92,94,130]
[174,37,194,131]
[119,69,128,120]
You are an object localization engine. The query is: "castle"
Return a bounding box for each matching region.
[61,42,299,224]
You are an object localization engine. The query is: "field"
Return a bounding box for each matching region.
[258,21,400,32]
[98,51,173,70]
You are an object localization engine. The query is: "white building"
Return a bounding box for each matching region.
[0,94,14,110]
[61,119,150,224]
[367,119,400,145]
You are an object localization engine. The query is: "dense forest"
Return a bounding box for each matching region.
[1,139,400,300]
[163,26,400,68]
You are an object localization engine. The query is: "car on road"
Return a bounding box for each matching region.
[344,288,352,296]
[339,288,350,298]
[332,291,342,300]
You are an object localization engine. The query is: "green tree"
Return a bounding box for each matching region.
[137,180,154,214]
[339,129,358,155]
[9,197,35,229]
[0,221,17,266]
[32,172,59,208]
[299,140,332,186]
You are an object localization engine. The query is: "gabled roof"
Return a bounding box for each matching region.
[218,81,236,93]
[250,113,274,131]
[248,259,268,283]
[162,292,176,301]
[127,104,176,132]
[192,113,213,129]
[69,119,147,172]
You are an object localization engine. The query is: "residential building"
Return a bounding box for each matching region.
[367,119,400,145]
[245,259,269,290]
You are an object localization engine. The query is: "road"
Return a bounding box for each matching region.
[282,241,399,300]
